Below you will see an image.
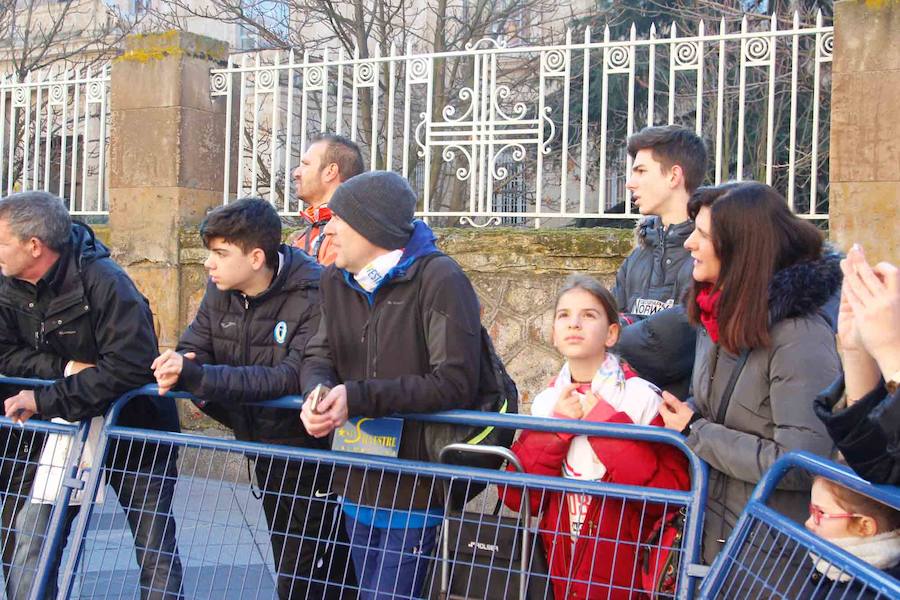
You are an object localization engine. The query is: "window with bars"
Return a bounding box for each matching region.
[492,158,529,225]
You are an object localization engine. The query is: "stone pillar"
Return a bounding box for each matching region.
[108,31,229,350]
[830,0,900,264]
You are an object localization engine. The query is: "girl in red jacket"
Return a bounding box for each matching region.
[502,274,691,599]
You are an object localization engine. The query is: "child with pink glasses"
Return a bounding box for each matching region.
[803,476,900,598]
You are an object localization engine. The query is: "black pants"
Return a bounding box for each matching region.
[7,450,184,600]
[1,427,42,598]
[254,456,356,600]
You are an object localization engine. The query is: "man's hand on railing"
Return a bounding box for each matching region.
[151,350,196,395]
[4,389,37,424]
[300,384,348,438]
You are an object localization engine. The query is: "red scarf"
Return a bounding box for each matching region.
[301,204,332,225]
[696,286,722,343]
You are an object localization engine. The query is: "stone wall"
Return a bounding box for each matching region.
[170,225,633,430]
[830,0,900,264]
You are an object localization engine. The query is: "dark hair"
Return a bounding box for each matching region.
[556,274,619,329]
[0,191,71,251]
[200,198,282,269]
[311,133,364,182]
[686,181,823,352]
[626,125,708,193]
[814,476,900,535]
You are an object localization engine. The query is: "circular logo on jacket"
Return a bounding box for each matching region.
[274,321,288,344]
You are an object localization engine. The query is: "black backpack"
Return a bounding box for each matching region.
[413,253,518,505]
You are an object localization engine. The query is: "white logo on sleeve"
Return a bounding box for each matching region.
[274,321,288,344]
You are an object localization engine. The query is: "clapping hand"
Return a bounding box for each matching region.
[841,246,900,379]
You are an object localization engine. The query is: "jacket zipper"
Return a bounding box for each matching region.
[361,301,379,379]
[240,295,256,440]
[657,225,668,284]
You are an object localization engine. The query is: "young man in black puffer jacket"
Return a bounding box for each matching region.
[152,198,351,599]
[612,125,708,398]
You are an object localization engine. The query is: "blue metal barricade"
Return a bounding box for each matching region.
[0,377,90,600]
[700,451,900,599]
[51,385,707,600]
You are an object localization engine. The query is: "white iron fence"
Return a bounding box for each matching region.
[0,65,110,215]
[212,12,833,226]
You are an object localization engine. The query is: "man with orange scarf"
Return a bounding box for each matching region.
[292,133,364,264]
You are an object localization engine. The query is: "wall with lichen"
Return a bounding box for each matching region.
[163,225,633,429]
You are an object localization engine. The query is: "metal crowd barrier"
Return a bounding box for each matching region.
[701,451,900,599]
[0,378,708,599]
[0,377,91,600]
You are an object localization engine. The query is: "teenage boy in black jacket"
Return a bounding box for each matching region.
[152,198,349,599]
[613,125,708,398]
[300,171,483,599]
[0,191,182,600]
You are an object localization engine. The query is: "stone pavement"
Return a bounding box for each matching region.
[63,474,278,599]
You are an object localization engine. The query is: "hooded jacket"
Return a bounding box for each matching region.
[0,222,180,469]
[612,217,697,397]
[612,217,694,317]
[176,245,325,447]
[300,220,483,510]
[501,362,690,599]
[815,376,900,486]
[685,252,842,567]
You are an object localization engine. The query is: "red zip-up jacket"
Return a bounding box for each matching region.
[501,385,691,599]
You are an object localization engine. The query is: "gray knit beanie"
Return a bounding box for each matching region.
[329,171,416,250]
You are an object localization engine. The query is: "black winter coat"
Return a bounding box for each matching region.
[612,216,694,316]
[301,223,483,510]
[176,245,325,447]
[612,217,697,397]
[0,222,180,469]
[815,376,900,486]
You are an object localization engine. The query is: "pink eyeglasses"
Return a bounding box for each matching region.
[808,503,863,526]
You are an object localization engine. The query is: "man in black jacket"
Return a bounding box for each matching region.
[613,125,708,397]
[152,198,349,599]
[299,171,483,600]
[0,192,182,600]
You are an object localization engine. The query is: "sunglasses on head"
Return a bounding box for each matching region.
[808,503,863,526]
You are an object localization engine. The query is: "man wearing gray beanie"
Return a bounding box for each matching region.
[299,171,483,599]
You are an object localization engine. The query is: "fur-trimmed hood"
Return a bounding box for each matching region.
[768,249,842,327]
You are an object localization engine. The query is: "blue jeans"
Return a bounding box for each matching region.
[345,514,437,600]
[7,454,183,600]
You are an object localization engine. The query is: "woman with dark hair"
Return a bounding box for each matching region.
[659,182,842,573]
